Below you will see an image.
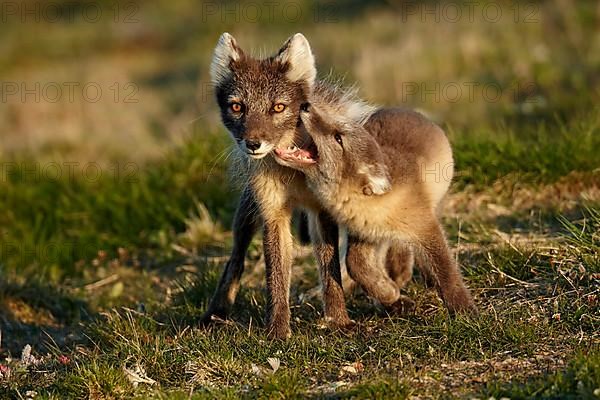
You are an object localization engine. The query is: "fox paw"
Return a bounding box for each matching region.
[198,306,229,327]
[267,323,292,340]
[324,317,356,331]
[385,295,416,316]
[362,175,391,196]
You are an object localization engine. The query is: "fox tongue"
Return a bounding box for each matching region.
[275,145,312,159]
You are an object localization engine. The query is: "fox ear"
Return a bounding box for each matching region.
[275,33,316,87]
[211,33,243,86]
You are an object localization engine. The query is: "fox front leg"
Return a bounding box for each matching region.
[200,185,259,325]
[346,235,415,315]
[263,209,294,339]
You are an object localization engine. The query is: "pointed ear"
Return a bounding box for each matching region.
[210,33,243,86]
[274,33,316,87]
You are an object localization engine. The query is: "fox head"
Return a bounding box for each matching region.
[275,105,391,197]
[211,32,316,159]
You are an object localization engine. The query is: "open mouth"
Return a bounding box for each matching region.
[274,137,318,166]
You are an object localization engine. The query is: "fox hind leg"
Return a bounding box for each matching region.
[346,235,415,315]
[415,219,476,314]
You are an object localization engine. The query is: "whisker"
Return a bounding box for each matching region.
[187,113,209,125]
[206,145,234,179]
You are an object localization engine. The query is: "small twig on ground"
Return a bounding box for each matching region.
[83,274,119,291]
[487,253,539,288]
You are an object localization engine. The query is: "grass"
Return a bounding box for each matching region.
[1,0,599,398]
[483,350,600,399]
[450,112,600,189]
[1,254,596,398]
[0,171,598,397]
[0,129,235,282]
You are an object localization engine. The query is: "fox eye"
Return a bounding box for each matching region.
[272,103,286,113]
[230,102,243,113]
[334,133,343,147]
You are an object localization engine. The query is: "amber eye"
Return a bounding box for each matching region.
[272,103,286,113]
[230,103,243,113]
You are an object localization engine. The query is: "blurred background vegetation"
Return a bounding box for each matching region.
[1,0,598,157]
[0,0,598,312]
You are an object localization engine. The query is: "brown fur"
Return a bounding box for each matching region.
[202,33,364,338]
[308,211,351,327]
[287,106,477,314]
[202,33,418,338]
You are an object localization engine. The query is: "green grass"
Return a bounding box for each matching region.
[1,266,595,398]
[451,112,600,189]
[1,0,600,397]
[0,212,598,398]
[560,206,600,273]
[1,107,598,399]
[483,350,600,399]
[0,129,235,282]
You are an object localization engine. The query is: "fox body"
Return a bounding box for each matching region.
[202,32,449,338]
[277,106,476,312]
[202,32,401,339]
[292,107,452,241]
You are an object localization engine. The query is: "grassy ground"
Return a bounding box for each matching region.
[1,0,599,398]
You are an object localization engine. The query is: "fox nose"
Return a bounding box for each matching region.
[245,140,262,152]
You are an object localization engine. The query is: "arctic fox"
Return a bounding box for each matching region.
[274,105,476,313]
[203,32,421,338]
[203,32,381,338]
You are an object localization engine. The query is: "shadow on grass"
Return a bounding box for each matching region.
[0,281,91,356]
[492,200,599,236]
[163,251,445,337]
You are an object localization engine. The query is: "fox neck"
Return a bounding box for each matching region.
[306,172,344,208]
